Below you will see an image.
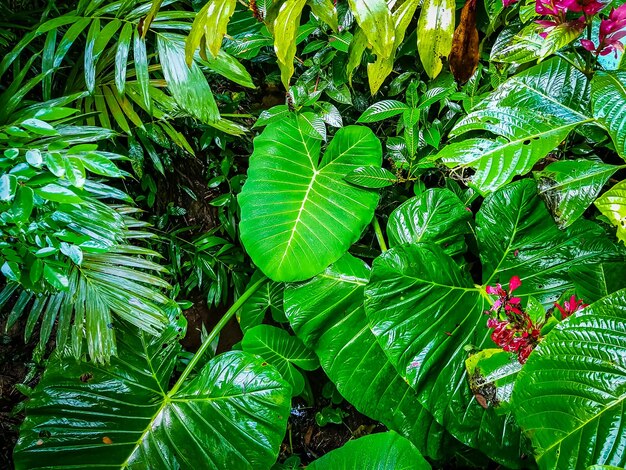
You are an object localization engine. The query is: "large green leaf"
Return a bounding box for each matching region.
[364,180,623,463]
[569,262,626,303]
[386,188,472,258]
[157,34,219,124]
[595,179,626,245]
[417,0,455,78]
[307,432,431,469]
[242,324,318,395]
[592,71,626,159]
[284,254,455,461]
[347,0,395,60]
[513,289,626,470]
[15,321,291,469]
[436,58,593,194]
[239,115,382,281]
[534,159,621,228]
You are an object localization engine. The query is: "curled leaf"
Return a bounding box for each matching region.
[449,0,479,84]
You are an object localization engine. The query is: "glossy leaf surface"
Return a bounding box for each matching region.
[307,432,431,469]
[386,188,472,258]
[284,254,453,460]
[437,58,592,194]
[513,289,626,469]
[15,322,291,469]
[535,159,620,228]
[239,116,381,281]
[242,324,318,395]
[592,71,626,159]
[595,180,626,244]
[347,0,394,60]
[417,0,455,78]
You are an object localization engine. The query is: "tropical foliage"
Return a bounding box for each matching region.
[1,0,626,468]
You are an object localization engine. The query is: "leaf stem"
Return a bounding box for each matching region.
[168,274,267,395]
[372,216,387,252]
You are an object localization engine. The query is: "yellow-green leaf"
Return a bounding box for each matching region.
[274,0,308,88]
[595,180,626,245]
[348,0,394,60]
[417,0,455,78]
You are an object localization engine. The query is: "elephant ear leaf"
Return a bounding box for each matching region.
[239,115,382,282]
[283,254,456,460]
[513,288,626,470]
[307,432,431,469]
[14,320,291,469]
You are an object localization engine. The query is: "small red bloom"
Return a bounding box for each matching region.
[561,0,605,15]
[554,295,588,319]
[503,0,519,7]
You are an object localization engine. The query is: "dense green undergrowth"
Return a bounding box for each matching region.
[1,0,626,468]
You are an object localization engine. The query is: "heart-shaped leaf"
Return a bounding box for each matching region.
[239,115,382,281]
[307,432,430,469]
[513,289,626,469]
[15,320,291,469]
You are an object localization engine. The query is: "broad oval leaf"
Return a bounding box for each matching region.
[592,71,626,159]
[534,159,619,228]
[437,58,593,194]
[490,24,543,65]
[284,254,455,460]
[242,324,318,395]
[417,0,455,78]
[307,432,431,469]
[15,321,291,469]
[513,289,626,469]
[386,188,472,258]
[239,115,382,281]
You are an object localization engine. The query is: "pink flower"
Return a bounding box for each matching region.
[554,295,588,319]
[561,0,605,15]
[536,0,567,16]
[583,4,626,56]
[503,0,519,7]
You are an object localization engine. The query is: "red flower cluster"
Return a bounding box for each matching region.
[534,0,589,38]
[581,4,626,56]
[484,276,541,364]
[554,295,588,319]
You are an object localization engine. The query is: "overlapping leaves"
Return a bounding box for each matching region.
[364,180,623,464]
[15,319,291,469]
[436,58,593,194]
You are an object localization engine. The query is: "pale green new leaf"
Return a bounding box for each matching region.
[592,71,626,159]
[274,0,307,88]
[513,289,626,470]
[239,115,382,281]
[417,0,455,78]
[595,179,626,244]
[187,0,237,61]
